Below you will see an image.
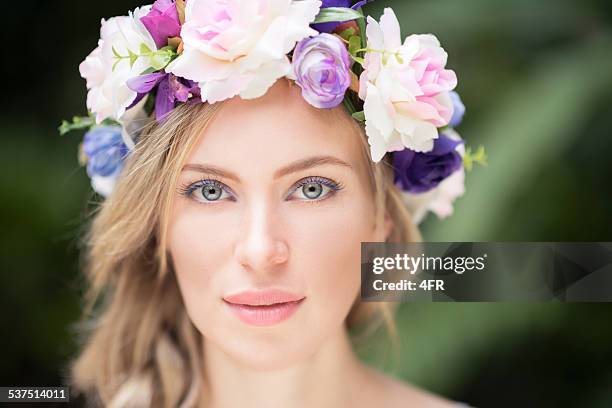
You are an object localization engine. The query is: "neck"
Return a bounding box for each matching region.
[200,326,367,408]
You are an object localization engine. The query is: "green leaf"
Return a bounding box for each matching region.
[464,145,488,171]
[348,35,361,55]
[149,47,178,70]
[140,66,158,75]
[128,49,138,67]
[381,53,389,65]
[102,119,121,127]
[356,11,366,49]
[140,43,153,55]
[313,7,363,24]
[112,46,121,59]
[351,111,366,122]
[144,93,156,116]
[159,45,176,53]
[150,51,170,70]
[352,56,365,66]
[342,95,357,115]
[58,115,94,136]
[338,27,356,41]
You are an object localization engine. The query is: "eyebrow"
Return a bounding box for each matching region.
[181,155,353,181]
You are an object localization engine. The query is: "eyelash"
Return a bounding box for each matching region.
[178,176,344,204]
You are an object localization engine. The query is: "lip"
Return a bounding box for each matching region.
[223,289,305,327]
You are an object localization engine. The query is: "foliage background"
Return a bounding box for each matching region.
[0,1,611,407]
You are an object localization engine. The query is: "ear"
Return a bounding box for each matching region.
[374,210,394,242]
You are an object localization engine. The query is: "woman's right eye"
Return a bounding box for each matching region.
[180,180,234,204]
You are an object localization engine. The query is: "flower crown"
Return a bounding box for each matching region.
[60,0,486,224]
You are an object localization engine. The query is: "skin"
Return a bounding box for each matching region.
[167,79,457,408]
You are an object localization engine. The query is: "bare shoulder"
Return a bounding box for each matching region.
[358,365,462,408]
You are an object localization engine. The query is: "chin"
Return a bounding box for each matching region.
[211,330,321,371]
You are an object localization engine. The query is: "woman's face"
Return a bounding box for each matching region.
[168,80,386,370]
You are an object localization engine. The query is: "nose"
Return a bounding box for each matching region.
[233,198,290,273]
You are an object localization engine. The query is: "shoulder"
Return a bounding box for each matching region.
[357,365,463,408]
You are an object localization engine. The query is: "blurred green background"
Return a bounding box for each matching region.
[0,1,611,407]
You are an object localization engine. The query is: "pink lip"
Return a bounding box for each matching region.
[223,289,305,327]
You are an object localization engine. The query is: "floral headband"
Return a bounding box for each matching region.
[60,0,485,224]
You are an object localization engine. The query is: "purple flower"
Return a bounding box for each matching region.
[312,0,351,33]
[83,126,129,179]
[292,33,351,109]
[127,72,200,121]
[393,133,463,193]
[312,0,372,33]
[449,91,465,127]
[140,0,181,49]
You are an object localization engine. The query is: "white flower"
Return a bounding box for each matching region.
[166,0,322,103]
[401,129,465,224]
[79,6,157,123]
[359,8,457,162]
[91,174,119,198]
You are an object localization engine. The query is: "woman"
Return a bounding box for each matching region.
[72,78,469,407]
[66,1,471,406]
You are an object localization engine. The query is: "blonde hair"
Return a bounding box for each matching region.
[70,98,421,407]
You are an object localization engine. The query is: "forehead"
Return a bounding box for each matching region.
[185,80,365,175]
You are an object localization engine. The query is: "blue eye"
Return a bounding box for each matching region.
[180,179,234,203]
[287,176,343,201]
[179,176,343,204]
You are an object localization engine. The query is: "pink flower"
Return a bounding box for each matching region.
[140,0,182,49]
[358,8,457,162]
[397,33,457,127]
[166,0,322,104]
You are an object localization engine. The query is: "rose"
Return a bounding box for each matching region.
[393,133,463,193]
[79,7,157,123]
[399,129,465,223]
[166,0,322,104]
[140,0,182,49]
[82,126,130,197]
[358,8,457,162]
[292,33,351,108]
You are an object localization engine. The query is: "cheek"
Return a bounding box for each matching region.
[287,193,377,326]
[167,203,236,334]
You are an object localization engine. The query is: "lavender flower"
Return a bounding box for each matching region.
[393,133,463,193]
[140,0,181,49]
[292,33,351,109]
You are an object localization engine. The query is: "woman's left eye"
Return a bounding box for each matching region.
[287,177,343,201]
